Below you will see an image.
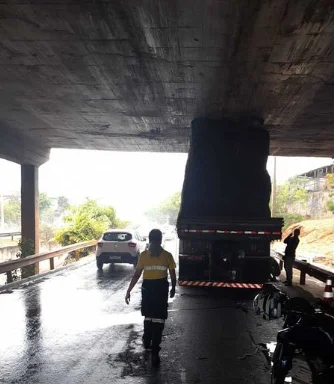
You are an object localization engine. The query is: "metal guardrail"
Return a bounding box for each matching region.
[0,232,21,240]
[273,250,334,285]
[0,240,97,283]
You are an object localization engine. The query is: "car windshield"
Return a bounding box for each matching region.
[103,232,132,242]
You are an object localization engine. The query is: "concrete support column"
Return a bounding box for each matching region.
[21,164,39,274]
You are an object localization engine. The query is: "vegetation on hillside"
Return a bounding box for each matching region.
[2,193,70,227]
[55,198,128,246]
[3,195,20,227]
[327,200,334,214]
[281,218,334,262]
[145,192,181,225]
[145,176,316,228]
[325,173,334,214]
[274,176,308,227]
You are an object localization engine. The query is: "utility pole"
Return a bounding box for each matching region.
[0,194,4,231]
[271,156,277,216]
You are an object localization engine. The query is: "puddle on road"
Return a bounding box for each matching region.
[104,311,143,327]
[1,309,143,357]
[109,328,153,378]
[65,310,143,331]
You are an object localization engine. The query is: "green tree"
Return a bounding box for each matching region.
[4,195,21,226]
[275,177,308,213]
[326,173,334,215]
[39,192,52,214]
[39,193,58,225]
[145,206,165,223]
[56,196,70,217]
[4,193,58,227]
[116,219,131,229]
[326,199,334,214]
[17,238,36,279]
[325,173,334,190]
[40,208,56,225]
[40,224,55,248]
[274,176,308,228]
[160,192,181,224]
[55,198,122,246]
[145,192,181,224]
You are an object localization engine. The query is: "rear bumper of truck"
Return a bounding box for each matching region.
[178,280,263,288]
[177,217,284,241]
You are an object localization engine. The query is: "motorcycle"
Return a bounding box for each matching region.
[253,284,334,384]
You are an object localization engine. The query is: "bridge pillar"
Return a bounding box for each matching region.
[21,164,40,274]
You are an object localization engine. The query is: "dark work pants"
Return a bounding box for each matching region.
[143,319,165,354]
[141,279,168,355]
[284,257,294,283]
[143,320,153,346]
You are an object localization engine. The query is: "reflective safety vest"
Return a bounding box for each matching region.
[136,249,176,279]
[144,265,168,271]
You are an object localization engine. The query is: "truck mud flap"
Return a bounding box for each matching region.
[178,280,263,289]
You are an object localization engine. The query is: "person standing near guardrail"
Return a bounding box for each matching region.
[283,228,300,286]
[125,229,176,367]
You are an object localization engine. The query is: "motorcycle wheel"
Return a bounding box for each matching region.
[271,367,286,384]
[313,368,334,384]
[271,343,287,384]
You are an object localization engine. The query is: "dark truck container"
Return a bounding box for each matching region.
[176,117,283,288]
[177,217,283,288]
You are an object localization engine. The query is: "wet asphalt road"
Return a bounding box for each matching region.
[0,240,309,384]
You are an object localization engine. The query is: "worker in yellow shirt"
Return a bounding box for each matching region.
[125,229,176,367]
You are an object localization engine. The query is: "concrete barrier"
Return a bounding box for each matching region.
[0,245,19,262]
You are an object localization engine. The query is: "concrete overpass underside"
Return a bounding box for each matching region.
[1,0,334,166]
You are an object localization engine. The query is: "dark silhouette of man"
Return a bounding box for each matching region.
[283,228,300,286]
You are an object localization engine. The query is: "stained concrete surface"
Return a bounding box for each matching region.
[0,241,315,384]
[1,0,334,165]
[0,263,273,384]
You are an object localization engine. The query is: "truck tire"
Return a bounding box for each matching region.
[179,256,190,280]
[270,258,281,277]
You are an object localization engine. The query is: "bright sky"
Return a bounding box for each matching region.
[0,150,332,221]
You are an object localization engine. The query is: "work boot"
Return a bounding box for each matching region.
[143,320,152,349]
[151,352,161,367]
[151,321,164,366]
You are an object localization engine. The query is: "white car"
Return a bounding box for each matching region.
[96,229,147,269]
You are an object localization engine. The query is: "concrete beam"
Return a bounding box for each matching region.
[21,164,40,274]
[0,125,50,166]
[0,1,334,157]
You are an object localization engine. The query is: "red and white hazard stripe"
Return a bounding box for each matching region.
[178,280,262,289]
[179,229,280,236]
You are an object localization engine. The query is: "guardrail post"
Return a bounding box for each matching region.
[0,240,97,279]
[300,270,306,285]
[6,271,13,283]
